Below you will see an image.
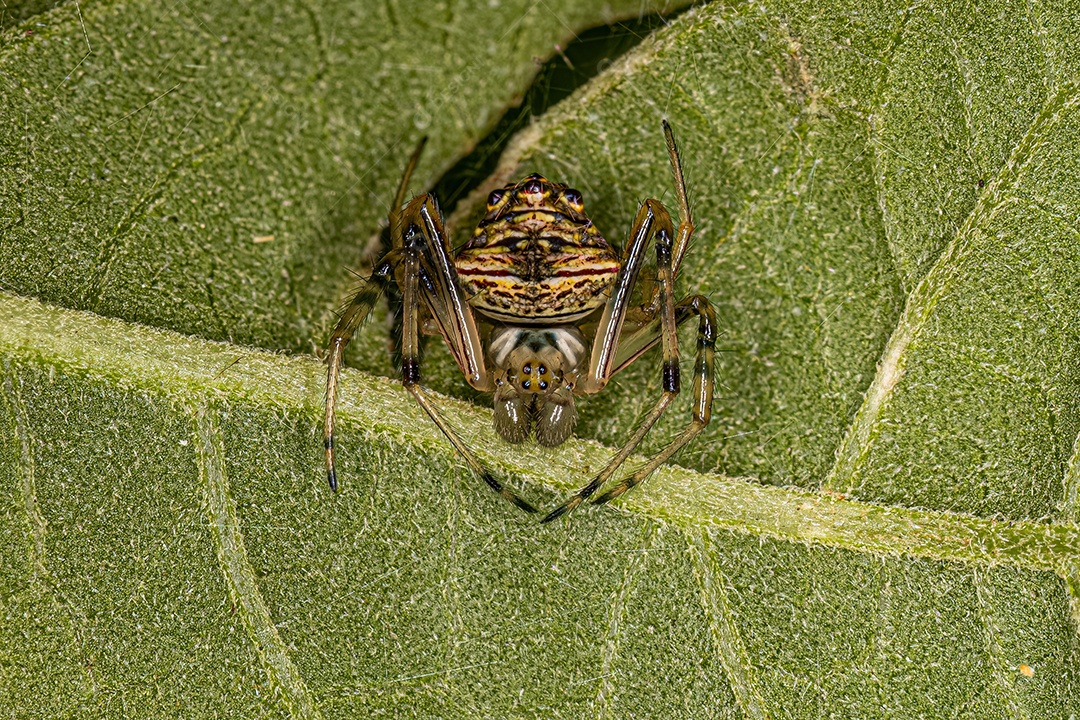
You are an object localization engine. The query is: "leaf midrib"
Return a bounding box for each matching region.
[2,289,1077,580]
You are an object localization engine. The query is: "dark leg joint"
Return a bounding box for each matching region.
[540,504,570,523]
[509,493,538,514]
[655,231,673,263]
[327,469,338,492]
[483,471,537,513]
[402,357,421,384]
[541,478,601,523]
[663,359,680,393]
[480,471,503,492]
[324,437,334,449]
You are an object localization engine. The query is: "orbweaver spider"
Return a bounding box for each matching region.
[323,121,716,521]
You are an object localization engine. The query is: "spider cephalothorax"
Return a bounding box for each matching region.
[324,122,716,521]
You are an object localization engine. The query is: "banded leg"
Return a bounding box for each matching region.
[404,195,492,392]
[542,120,700,522]
[664,119,695,282]
[396,209,536,513]
[324,257,396,491]
[542,210,682,522]
[577,197,672,394]
[577,120,693,392]
[592,295,716,506]
[324,138,425,492]
[643,119,695,315]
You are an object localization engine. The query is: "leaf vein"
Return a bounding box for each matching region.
[594,520,656,719]
[2,291,1079,578]
[193,404,322,720]
[868,4,917,283]
[82,96,255,311]
[3,362,46,575]
[691,531,772,720]
[824,80,1080,497]
[973,568,1029,720]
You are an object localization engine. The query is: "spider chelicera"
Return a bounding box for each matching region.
[323,121,716,522]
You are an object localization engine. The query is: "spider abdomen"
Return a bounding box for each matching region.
[456,179,619,324]
[456,242,618,323]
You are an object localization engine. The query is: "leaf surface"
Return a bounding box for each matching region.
[2,0,1079,717]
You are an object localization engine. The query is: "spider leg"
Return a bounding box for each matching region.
[406,196,492,392]
[541,297,717,519]
[326,138,506,501]
[541,209,680,522]
[324,139,425,492]
[324,257,396,492]
[591,294,715,506]
[575,196,668,395]
[543,120,713,522]
[405,384,537,513]
[397,197,535,513]
[663,119,695,282]
[640,119,696,316]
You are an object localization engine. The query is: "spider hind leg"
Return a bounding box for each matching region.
[591,295,716,506]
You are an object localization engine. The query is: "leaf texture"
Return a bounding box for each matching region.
[1,0,1079,717]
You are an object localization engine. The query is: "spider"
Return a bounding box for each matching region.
[323,121,716,521]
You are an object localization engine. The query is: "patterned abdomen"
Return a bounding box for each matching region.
[455,208,620,324]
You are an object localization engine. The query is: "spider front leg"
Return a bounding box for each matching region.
[396,195,537,513]
[325,198,537,512]
[542,121,715,522]
[324,143,535,513]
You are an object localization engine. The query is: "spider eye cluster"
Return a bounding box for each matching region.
[519,361,554,391]
[492,344,577,447]
[499,357,563,396]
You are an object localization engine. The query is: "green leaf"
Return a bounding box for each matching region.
[0,0,682,352]
[2,1,1079,718]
